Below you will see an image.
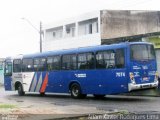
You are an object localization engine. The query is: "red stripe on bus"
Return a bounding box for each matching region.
[40,73,48,93]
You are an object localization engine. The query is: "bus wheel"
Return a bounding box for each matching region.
[40,92,45,96]
[70,83,86,99]
[93,94,105,99]
[18,84,25,96]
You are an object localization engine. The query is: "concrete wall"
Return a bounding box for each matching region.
[101,10,160,41]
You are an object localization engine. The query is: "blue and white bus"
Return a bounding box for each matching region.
[4,42,158,98]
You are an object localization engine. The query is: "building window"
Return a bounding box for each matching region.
[96,22,98,33]
[78,18,98,35]
[46,26,63,40]
[53,32,56,37]
[66,28,70,34]
[65,23,75,37]
[71,27,75,37]
[89,24,92,34]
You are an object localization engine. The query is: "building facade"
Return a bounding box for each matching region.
[43,11,101,51]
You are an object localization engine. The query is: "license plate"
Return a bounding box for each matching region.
[142,84,150,88]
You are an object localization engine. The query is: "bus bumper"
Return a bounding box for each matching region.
[128,81,159,91]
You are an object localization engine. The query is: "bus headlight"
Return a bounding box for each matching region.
[130,72,136,84]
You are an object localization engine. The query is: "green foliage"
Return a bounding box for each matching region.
[0,104,16,109]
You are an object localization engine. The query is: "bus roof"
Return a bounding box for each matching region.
[13,42,153,59]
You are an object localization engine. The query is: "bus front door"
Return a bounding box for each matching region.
[4,62,13,91]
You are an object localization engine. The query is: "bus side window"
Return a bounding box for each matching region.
[62,54,77,70]
[116,49,125,68]
[96,52,105,68]
[87,53,95,69]
[78,54,86,69]
[78,53,94,70]
[96,50,115,69]
[47,57,53,71]
[62,55,70,70]
[34,58,46,71]
[22,58,33,72]
[47,56,60,71]
[13,59,21,73]
[70,55,77,70]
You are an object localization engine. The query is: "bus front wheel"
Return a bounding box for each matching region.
[70,83,86,99]
[18,84,25,96]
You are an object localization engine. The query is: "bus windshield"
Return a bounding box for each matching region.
[130,44,155,61]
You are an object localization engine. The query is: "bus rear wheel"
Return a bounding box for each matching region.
[40,92,45,96]
[70,83,86,99]
[18,84,25,96]
[93,94,105,99]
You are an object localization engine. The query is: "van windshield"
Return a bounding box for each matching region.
[130,44,155,61]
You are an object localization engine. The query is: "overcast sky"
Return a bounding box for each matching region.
[0,0,160,58]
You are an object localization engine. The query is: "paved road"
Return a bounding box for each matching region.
[0,87,160,119]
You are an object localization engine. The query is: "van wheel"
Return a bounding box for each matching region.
[18,84,25,96]
[70,83,86,99]
[93,94,105,99]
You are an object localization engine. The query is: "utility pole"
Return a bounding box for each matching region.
[22,18,43,53]
[40,21,42,53]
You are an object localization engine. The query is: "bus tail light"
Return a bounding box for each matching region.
[130,72,136,84]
